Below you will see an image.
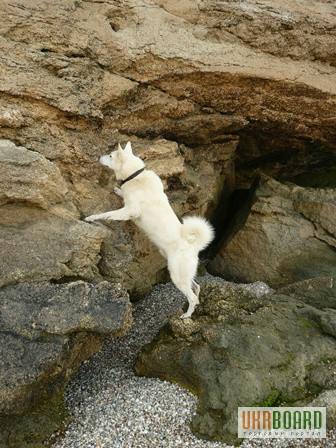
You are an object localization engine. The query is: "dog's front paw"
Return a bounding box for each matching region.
[85,215,98,222]
[180,312,192,319]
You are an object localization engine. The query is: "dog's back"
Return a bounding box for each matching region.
[122,170,183,250]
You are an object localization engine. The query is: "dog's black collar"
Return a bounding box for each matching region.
[120,167,145,186]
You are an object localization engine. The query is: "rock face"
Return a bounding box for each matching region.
[0,0,335,292]
[0,281,131,447]
[0,204,107,288]
[0,140,68,209]
[0,0,336,445]
[135,276,336,444]
[0,136,235,294]
[210,175,336,288]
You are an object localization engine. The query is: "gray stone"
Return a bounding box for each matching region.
[0,204,107,288]
[0,139,68,209]
[135,279,336,444]
[0,280,131,340]
[210,176,336,288]
[277,276,336,310]
[0,280,131,446]
[308,390,336,428]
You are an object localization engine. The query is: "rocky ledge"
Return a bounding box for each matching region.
[0,0,336,446]
[210,175,336,287]
[0,281,131,448]
[135,276,336,445]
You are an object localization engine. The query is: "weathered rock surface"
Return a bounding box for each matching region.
[0,139,69,209]
[135,277,336,444]
[0,135,235,293]
[0,204,107,288]
[209,176,336,288]
[0,281,131,447]
[0,0,336,292]
[0,1,335,444]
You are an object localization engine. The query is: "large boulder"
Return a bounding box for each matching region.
[209,176,336,288]
[0,0,335,292]
[0,204,107,288]
[0,139,68,209]
[0,281,131,448]
[135,276,336,445]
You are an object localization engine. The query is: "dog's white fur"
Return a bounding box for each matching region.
[85,142,214,318]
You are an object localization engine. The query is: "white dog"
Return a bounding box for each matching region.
[85,142,214,318]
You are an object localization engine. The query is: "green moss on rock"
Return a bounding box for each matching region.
[135,279,336,444]
[0,389,70,448]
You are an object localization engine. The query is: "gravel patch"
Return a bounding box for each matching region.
[49,274,335,448]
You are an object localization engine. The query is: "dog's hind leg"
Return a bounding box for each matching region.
[113,187,123,197]
[168,252,199,319]
[192,280,200,298]
[159,248,167,259]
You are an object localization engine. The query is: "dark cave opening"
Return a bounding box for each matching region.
[204,188,250,261]
[234,130,336,189]
[203,128,336,262]
[289,165,336,188]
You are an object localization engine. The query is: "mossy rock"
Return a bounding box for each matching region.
[0,281,132,447]
[135,278,336,444]
[0,389,70,448]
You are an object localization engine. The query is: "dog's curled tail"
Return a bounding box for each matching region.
[181,216,215,252]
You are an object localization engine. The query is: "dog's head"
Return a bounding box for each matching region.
[99,142,144,180]
[100,142,133,171]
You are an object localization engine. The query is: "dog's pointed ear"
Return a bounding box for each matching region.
[124,141,133,155]
[117,143,124,160]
